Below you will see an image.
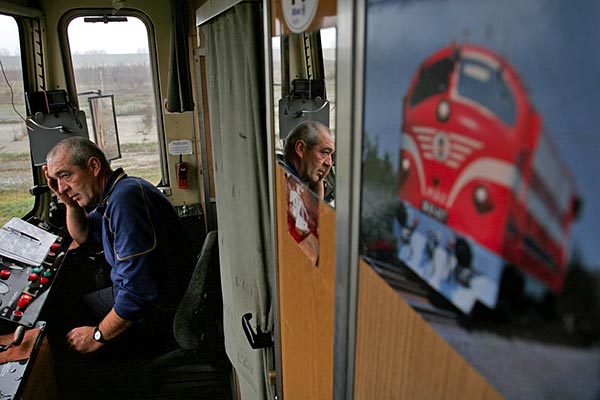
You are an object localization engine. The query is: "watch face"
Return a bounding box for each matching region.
[94,329,102,341]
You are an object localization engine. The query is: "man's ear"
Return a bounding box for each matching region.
[88,156,102,177]
[294,140,307,158]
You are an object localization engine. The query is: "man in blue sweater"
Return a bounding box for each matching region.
[44,137,193,354]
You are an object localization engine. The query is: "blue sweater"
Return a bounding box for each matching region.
[88,168,192,321]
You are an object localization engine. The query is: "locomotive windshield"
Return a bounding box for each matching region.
[409,57,454,107]
[457,58,516,125]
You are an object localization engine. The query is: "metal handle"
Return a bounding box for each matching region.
[242,313,273,349]
[293,99,330,118]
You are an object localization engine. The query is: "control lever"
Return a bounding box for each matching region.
[0,325,25,352]
[29,185,50,196]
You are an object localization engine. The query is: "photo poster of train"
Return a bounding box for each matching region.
[359,0,600,317]
[285,173,320,266]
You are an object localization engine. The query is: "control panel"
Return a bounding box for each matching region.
[0,218,70,329]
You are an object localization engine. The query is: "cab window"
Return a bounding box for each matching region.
[65,13,165,184]
[0,14,34,226]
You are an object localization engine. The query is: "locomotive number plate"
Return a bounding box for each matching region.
[421,200,448,223]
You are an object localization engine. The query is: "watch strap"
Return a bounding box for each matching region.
[93,326,107,343]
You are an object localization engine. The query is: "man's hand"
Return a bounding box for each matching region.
[66,326,103,354]
[310,177,326,200]
[42,165,58,191]
[42,165,78,207]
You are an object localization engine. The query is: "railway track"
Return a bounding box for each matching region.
[363,256,593,348]
[364,256,462,324]
[362,257,600,400]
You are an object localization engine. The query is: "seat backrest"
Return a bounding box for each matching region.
[173,230,220,350]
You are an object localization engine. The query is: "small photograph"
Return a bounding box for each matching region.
[285,173,320,265]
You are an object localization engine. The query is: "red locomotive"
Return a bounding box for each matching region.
[395,43,579,313]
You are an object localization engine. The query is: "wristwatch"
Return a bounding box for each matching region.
[93,326,107,343]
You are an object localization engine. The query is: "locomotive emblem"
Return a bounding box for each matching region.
[432,132,450,161]
[413,126,482,169]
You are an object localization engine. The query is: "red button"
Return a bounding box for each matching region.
[17,294,31,309]
[0,270,10,279]
[28,273,38,281]
[12,310,23,319]
[39,277,49,285]
[51,243,60,251]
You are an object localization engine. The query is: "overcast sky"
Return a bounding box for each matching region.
[0,14,149,55]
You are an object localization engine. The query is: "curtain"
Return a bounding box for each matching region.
[166,0,194,112]
[204,2,273,399]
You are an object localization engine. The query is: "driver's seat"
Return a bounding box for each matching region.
[145,230,231,398]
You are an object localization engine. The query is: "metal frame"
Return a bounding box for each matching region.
[193,45,218,232]
[263,1,282,399]
[333,0,366,399]
[87,94,122,161]
[0,1,42,17]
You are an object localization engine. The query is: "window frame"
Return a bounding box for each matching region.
[0,12,41,220]
[58,8,170,187]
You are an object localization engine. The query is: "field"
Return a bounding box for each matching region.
[0,55,161,226]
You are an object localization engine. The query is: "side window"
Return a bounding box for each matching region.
[66,15,164,184]
[0,14,34,226]
[409,57,454,107]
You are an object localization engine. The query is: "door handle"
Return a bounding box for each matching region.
[242,313,273,349]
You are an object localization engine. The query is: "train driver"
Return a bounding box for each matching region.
[43,136,193,355]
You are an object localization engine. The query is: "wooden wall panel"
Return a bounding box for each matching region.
[276,166,336,400]
[21,336,58,400]
[354,260,503,400]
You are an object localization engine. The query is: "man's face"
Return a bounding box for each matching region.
[46,150,100,208]
[299,129,335,183]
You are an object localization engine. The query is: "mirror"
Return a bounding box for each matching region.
[87,94,121,161]
[273,27,337,206]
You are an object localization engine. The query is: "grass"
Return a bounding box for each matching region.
[0,152,29,161]
[0,143,161,226]
[120,142,158,152]
[0,190,34,227]
[127,169,162,185]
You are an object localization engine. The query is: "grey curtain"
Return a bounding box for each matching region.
[166,0,194,112]
[204,2,274,399]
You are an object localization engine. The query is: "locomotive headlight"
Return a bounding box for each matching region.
[401,157,411,172]
[398,156,411,187]
[474,185,488,204]
[436,99,451,122]
[473,185,493,213]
